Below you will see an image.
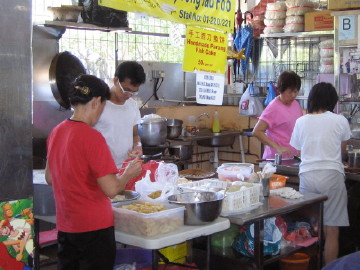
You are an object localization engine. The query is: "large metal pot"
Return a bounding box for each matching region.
[138,116,167,146]
[168,191,224,225]
[167,118,183,139]
[168,145,193,160]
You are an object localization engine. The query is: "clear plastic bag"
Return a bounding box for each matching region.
[239,83,264,117]
[285,15,304,24]
[135,170,176,203]
[155,162,179,185]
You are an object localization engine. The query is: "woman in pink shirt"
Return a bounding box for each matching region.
[253,71,303,159]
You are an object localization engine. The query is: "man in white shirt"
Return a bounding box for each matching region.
[95,61,146,168]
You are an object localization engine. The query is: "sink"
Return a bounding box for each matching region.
[196,130,237,147]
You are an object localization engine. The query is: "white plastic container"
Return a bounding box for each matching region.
[216,163,254,182]
[113,203,184,237]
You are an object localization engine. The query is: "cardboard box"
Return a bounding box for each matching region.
[328,0,360,10]
[304,10,334,31]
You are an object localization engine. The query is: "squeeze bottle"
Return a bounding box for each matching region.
[212,111,221,133]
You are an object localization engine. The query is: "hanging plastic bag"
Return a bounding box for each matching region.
[264,81,277,106]
[239,83,264,117]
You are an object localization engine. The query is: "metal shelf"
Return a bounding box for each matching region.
[259,30,334,38]
[44,20,132,32]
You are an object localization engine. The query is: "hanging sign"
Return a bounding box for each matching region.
[99,0,235,33]
[196,72,224,105]
[339,15,356,40]
[183,26,227,74]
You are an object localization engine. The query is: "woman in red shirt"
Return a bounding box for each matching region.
[45,74,142,270]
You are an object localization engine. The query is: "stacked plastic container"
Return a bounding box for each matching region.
[319,39,334,73]
[264,2,287,34]
[284,0,315,32]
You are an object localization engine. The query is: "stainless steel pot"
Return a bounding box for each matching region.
[138,116,167,146]
[348,149,360,168]
[167,119,183,139]
[168,145,193,160]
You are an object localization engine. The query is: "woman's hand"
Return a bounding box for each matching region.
[275,145,293,156]
[123,157,143,179]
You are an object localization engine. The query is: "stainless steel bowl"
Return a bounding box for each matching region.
[168,192,224,225]
[111,190,140,205]
[168,145,193,160]
[167,118,183,139]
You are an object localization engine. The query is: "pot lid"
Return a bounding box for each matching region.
[49,51,86,110]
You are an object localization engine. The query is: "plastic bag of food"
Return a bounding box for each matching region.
[264,19,285,26]
[319,39,333,49]
[135,170,176,203]
[285,0,315,16]
[155,162,179,185]
[319,64,334,74]
[283,22,304,33]
[264,26,284,34]
[265,2,287,19]
[320,48,334,58]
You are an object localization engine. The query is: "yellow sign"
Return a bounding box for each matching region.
[99,0,235,33]
[183,26,227,74]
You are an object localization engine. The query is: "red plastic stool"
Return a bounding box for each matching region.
[39,228,58,248]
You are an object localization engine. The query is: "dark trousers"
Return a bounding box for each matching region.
[57,227,116,270]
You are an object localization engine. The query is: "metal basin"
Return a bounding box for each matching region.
[168,191,224,225]
[196,130,236,147]
[168,145,193,160]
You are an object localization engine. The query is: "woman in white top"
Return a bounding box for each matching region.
[290,82,351,266]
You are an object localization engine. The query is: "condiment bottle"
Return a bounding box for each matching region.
[212,110,221,133]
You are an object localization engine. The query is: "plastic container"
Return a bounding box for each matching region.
[159,242,187,264]
[279,253,310,270]
[216,163,254,182]
[178,179,261,214]
[112,203,184,236]
[270,174,288,190]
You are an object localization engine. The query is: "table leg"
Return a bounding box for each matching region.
[205,235,211,270]
[318,202,324,269]
[239,135,246,163]
[254,220,264,269]
[34,218,40,270]
[152,250,159,270]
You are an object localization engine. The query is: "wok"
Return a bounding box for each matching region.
[49,51,87,110]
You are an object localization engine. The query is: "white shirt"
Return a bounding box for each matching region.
[290,111,351,174]
[94,98,141,167]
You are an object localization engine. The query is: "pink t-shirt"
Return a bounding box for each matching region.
[259,98,303,159]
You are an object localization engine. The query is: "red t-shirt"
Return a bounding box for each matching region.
[47,119,118,233]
